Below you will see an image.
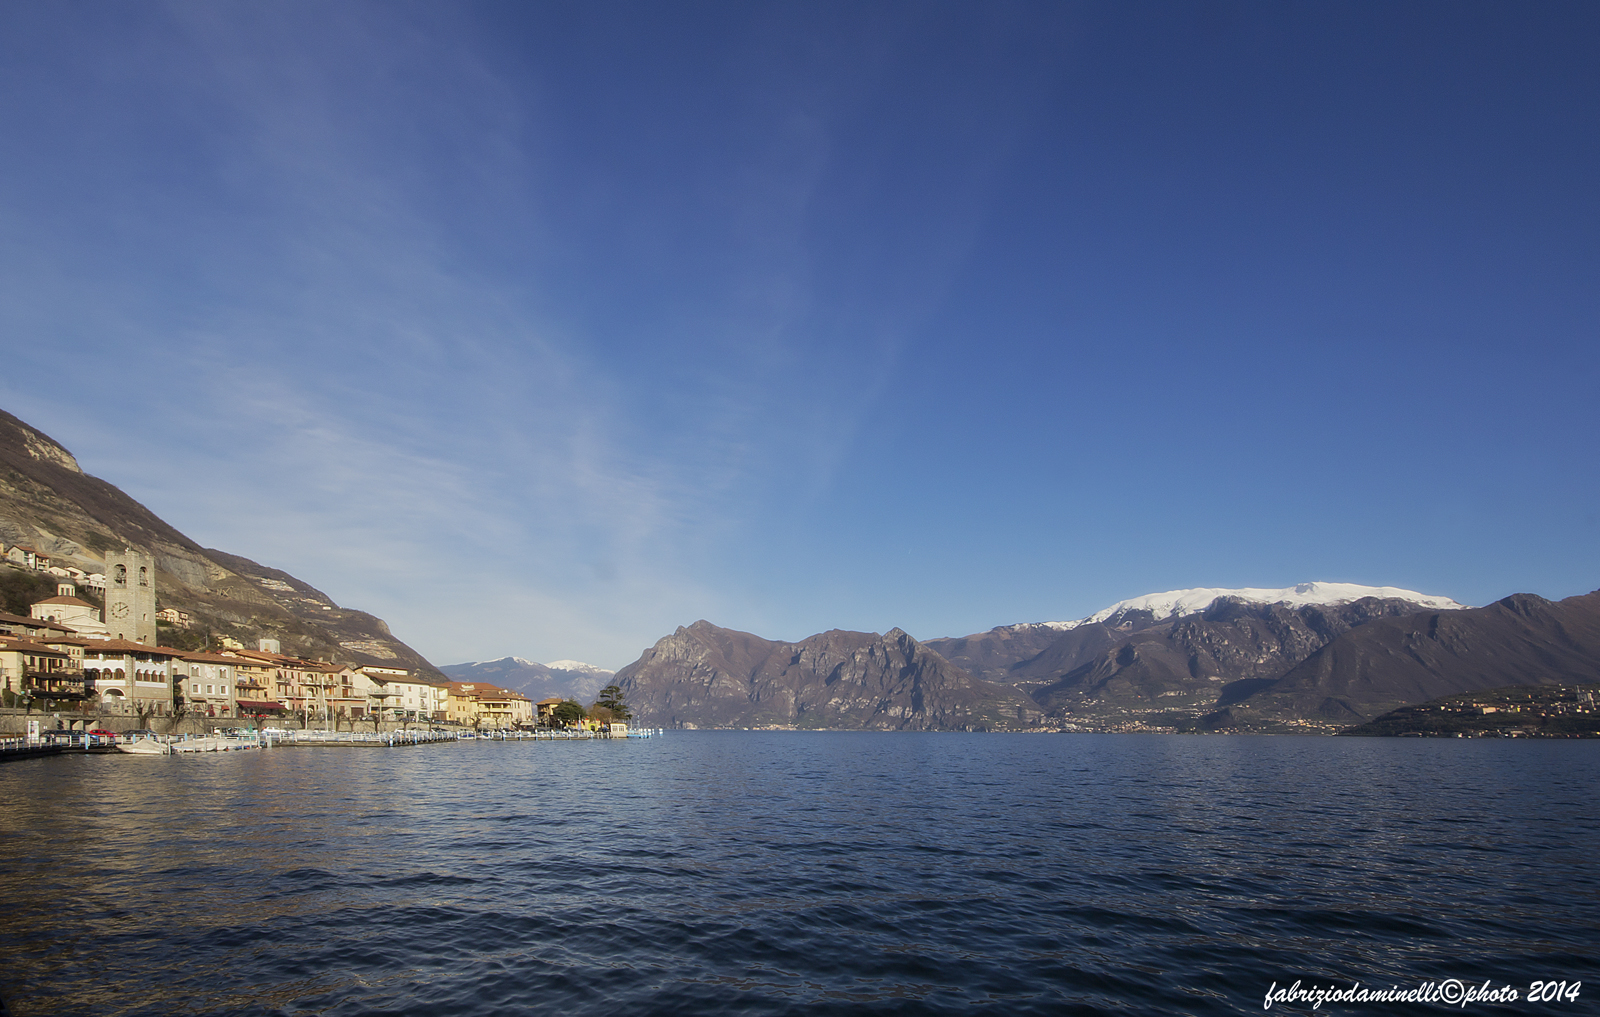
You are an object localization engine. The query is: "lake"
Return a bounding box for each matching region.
[0,733,1595,1015]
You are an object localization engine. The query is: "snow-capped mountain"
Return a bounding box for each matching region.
[1046,582,1465,631]
[439,657,615,704]
[543,660,614,676]
[928,585,1472,693]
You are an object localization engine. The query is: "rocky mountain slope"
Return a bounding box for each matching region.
[1024,596,1445,729]
[925,583,1464,685]
[921,623,1075,684]
[439,657,614,704]
[615,621,1043,730]
[0,409,439,673]
[585,580,1595,732]
[1209,591,1600,729]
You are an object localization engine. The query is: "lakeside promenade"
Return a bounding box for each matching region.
[1,723,662,761]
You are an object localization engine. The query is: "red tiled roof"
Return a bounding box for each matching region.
[175,650,248,664]
[83,639,183,657]
[0,637,71,657]
[0,611,75,632]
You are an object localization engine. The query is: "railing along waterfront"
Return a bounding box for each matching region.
[268,728,664,747]
[1,728,667,756]
[0,734,65,760]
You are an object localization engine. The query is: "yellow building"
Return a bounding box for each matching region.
[0,636,86,707]
[445,681,532,729]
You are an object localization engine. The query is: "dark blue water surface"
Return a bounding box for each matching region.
[1,733,1596,1015]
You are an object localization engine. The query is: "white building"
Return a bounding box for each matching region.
[31,584,108,638]
[82,640,179,714]
[358,667,447,722]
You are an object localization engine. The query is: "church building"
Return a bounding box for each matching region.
[30,583,108,638]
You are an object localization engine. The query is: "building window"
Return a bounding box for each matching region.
[138,567,148,587]
[114,564,127,586]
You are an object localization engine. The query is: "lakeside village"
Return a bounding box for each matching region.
[0,548,639,753]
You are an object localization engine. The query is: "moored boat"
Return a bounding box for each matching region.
[116,736,172,755]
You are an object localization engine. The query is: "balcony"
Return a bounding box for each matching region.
[22,673,90,701]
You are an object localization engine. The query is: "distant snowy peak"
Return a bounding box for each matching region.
[1044,582,1467,630]
[544,660,615,677]
[448,656,613,676]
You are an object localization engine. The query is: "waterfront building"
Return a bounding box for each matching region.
[320,663,367,721]
[535,697,563,725]
[359,668,447,723]
[0,636,87,707]
[224,648,332,719]
[82,639,179,714]
[216,651,277,711]
[445,681,532,729]
[174,650,241,718]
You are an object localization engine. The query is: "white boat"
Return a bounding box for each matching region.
[116,736,172,755]
[171,734,263,753]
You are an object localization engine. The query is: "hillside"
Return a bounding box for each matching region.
[615,621,1043,730]
[921,623,1087,684]
[924,583,1464,686]
[1338,683,1600,737]
[1019,597,1439,729]
[0,409,439,673]
[1209,591,1600,730]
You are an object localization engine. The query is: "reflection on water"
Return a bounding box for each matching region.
[1,735,1596,1015]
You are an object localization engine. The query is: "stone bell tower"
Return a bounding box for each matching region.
[105,547,157,644]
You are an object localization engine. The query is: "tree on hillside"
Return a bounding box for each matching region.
[552,699,585,727]
[596,684,631,720]
[0,568,56,616]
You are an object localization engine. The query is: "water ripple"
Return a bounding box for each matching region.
[0,734,1596,1015]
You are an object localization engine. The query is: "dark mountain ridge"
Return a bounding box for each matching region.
[616,620,1043,730]
[604,585,1600,732]
[1211,591,1600,728]
[1017,597,1438,728]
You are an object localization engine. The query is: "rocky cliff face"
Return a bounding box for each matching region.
[921,623,1078,683]
[616,620,1043,730]
[0,409,439,673]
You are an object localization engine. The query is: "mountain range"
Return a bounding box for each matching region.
[616,584,1600,732]
[614,621,1043,730]
[1207,590,1600,729]
[438,657,615,703]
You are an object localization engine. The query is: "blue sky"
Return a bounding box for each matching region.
[1,2,1596,669]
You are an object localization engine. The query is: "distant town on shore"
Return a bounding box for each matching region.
[0,546,614,734]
